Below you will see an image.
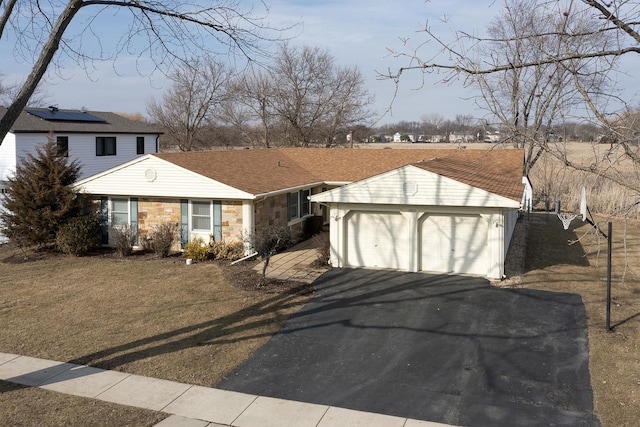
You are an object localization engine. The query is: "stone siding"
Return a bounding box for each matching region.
[255,194,288,231]
[221,201,243,242]
[138,198,182,250]
[138,199,181,240]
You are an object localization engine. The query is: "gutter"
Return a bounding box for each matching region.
[252,181,351,200]
[252,182,326,199]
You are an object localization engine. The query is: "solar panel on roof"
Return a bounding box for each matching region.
[25,109,107,123]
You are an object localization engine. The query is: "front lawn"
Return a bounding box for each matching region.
[0,246,311,426]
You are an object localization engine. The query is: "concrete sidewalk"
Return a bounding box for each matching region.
[0,352,454,427]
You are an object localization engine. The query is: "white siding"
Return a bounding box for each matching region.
[64,133,157,179]
[9,132,158,180]
[0,133,17,181]
[311,165,521,208]
[76,156,254,200]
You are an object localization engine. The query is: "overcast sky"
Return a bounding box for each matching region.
[1,1,638,126]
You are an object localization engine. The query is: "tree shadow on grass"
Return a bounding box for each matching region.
[525,213,591,271]
[66,280,313,375]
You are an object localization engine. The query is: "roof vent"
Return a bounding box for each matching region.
[48,105,58,113]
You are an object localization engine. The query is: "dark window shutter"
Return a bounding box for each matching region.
[100,197,109,244]
[180,199,189,248]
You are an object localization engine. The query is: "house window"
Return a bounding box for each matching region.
[136,136,145,155]
[287,189,312,221]
[301,189,311,216]
[96,137,117,156]
[192,201,211,230]
[287,192,299,221]
[111,198,129,225]
[56,136,69,157]
[190,200,222,240]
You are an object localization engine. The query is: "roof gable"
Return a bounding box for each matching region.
[310,164,522,208]
[75,155,253,199]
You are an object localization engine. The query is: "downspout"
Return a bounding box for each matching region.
[242,200,255,255]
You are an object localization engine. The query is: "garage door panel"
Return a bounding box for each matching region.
[420,214,488,275]
[346,212,408,269]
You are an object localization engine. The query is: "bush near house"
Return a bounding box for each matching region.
[209,240,244,261]
[111,224,136,257]
[55,216,102,256]
[183,237,209,261]
[147,222,179,258]
[303,215,324,237]
[312,232,330,265]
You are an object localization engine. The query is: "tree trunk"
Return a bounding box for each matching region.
[0,0,84,143]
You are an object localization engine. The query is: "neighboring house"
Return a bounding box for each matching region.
[0,106,162,190]
[75,148,530,280]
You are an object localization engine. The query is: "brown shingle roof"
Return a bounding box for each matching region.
[153,147,524,201]
[412,152,525,202]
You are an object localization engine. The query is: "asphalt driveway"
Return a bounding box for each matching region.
[217,269,600,427]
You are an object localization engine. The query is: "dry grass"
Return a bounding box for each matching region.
[522,213,640,427]
[0,381,167,427]
[529,142,640,218]
[0,245,312,426]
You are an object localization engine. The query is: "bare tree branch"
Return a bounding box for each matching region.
[0,1,296,143]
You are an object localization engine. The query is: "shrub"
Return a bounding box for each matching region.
[246,226,297,285]
[0,138,84,248]
[303,215,324,237]
[148,222,179,257]
[111,224,136,257]
[55,215,102,256]
[210,239,245,261]
[312,232,330,265]
[183,237,209,261]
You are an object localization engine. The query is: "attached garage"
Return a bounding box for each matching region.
[420,213,488,276]
[345,211,409,269]
[310,156,527,280]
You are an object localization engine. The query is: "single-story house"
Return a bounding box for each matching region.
[75,147,531,279]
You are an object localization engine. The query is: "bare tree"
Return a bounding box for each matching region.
[222,68,276,147]
[0,72,48,108]
[386,0,639,191]
[147,59,233,151]
[0,0,293,143]
[269,44,374,147]
[477,1,613,173]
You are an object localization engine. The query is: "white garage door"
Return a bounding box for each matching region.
[420,214,488,276]
[346,211,409,269]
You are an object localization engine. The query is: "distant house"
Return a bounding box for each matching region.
[76,148,530,279]
[393,132,416,143]
[0,107,162,193]
[484,131,502,143]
